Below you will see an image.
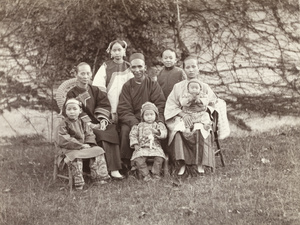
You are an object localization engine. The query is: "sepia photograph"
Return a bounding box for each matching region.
[0,0,299,224]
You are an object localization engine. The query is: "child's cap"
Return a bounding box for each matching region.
[141,102,158,117]
[187,79,202,88]
[129,53,145,62]
[65,98,82,107]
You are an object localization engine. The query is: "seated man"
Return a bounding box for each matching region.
[117,53,166,172]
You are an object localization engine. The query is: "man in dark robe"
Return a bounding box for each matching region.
[117,53,166,171]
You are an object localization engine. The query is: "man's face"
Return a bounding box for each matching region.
[130,59,146,81]
[184,58,199,79]
[76,64,92,85]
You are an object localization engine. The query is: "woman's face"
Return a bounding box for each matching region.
[76,64,92,85]
[110,43,125,60]
[184,58,199,79]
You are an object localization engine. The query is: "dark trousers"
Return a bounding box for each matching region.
[133,156,164,178]
[102,141,122,171]
[119,124,133,161]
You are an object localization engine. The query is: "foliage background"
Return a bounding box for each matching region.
[0,0,299,117]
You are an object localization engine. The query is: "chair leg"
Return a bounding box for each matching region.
[163,156,169,177]
[219,150,225,167]
[68,165,73,192]
[53,160,58,181]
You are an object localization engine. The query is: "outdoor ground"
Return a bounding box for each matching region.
[0,126,299,225]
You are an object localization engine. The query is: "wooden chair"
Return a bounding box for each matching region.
[193,110,225,173]
[212,110,225,168]
[53,78,78,191]
[53,148,73,191]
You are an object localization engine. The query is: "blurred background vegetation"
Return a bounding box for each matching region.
[0,0,299,116]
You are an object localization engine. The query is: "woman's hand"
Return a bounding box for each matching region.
[134,144,140,151]
[182,114,193,128]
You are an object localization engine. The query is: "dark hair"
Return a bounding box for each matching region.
[183,55,198,68]
[106,39,127,53]
[161,47,177,58]
[70,62,90,75]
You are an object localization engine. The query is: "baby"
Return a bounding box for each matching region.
[129,102,167,181]
[57,98,110,190]
[178,79,212,135]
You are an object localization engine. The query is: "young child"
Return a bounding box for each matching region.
[157,48,186,99]
[92,39,133,124]
[57,98,110,190]
[129,102,167,181]
[176,79,212,138]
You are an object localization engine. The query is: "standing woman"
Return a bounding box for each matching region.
[66,62,123,179]
[164,56,217,176]
[92,39,133,123]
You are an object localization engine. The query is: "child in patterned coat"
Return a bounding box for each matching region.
[57,98,110,190]
[129,102,167,181]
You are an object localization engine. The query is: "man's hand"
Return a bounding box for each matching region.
[88,122,101,129]
[111,113,118,124]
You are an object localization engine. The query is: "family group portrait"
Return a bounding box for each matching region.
[0,0,299,224]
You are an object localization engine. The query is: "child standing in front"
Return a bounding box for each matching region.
[157,48,186,99]
[57,98,110,190]
[92,39,133,124]
[129,102,167,181]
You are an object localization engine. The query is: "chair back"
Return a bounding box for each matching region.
[55,78,78,112]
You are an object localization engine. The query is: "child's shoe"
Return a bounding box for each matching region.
[75,185,84,190]
[152,174,161,180]
[143,175,152,182]
[93,175,111,185]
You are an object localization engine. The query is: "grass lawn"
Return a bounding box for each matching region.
[0,127,299,225]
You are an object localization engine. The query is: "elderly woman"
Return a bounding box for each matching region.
[164,56,217,176]
[64,62,123,179]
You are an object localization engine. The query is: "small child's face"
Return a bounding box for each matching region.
[111,43,125,60]
[188,83,201,96]
[65,103,81,120]
[143,110,156,123]
[76,64,92,85]
[162,50,176,68]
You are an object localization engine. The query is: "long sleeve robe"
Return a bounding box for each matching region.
[92,60,134,113]
[57,117,104,162]
[65,83,111,124]
[129,122,167,161]
[117,76,166,128]
[164,78,217,144]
